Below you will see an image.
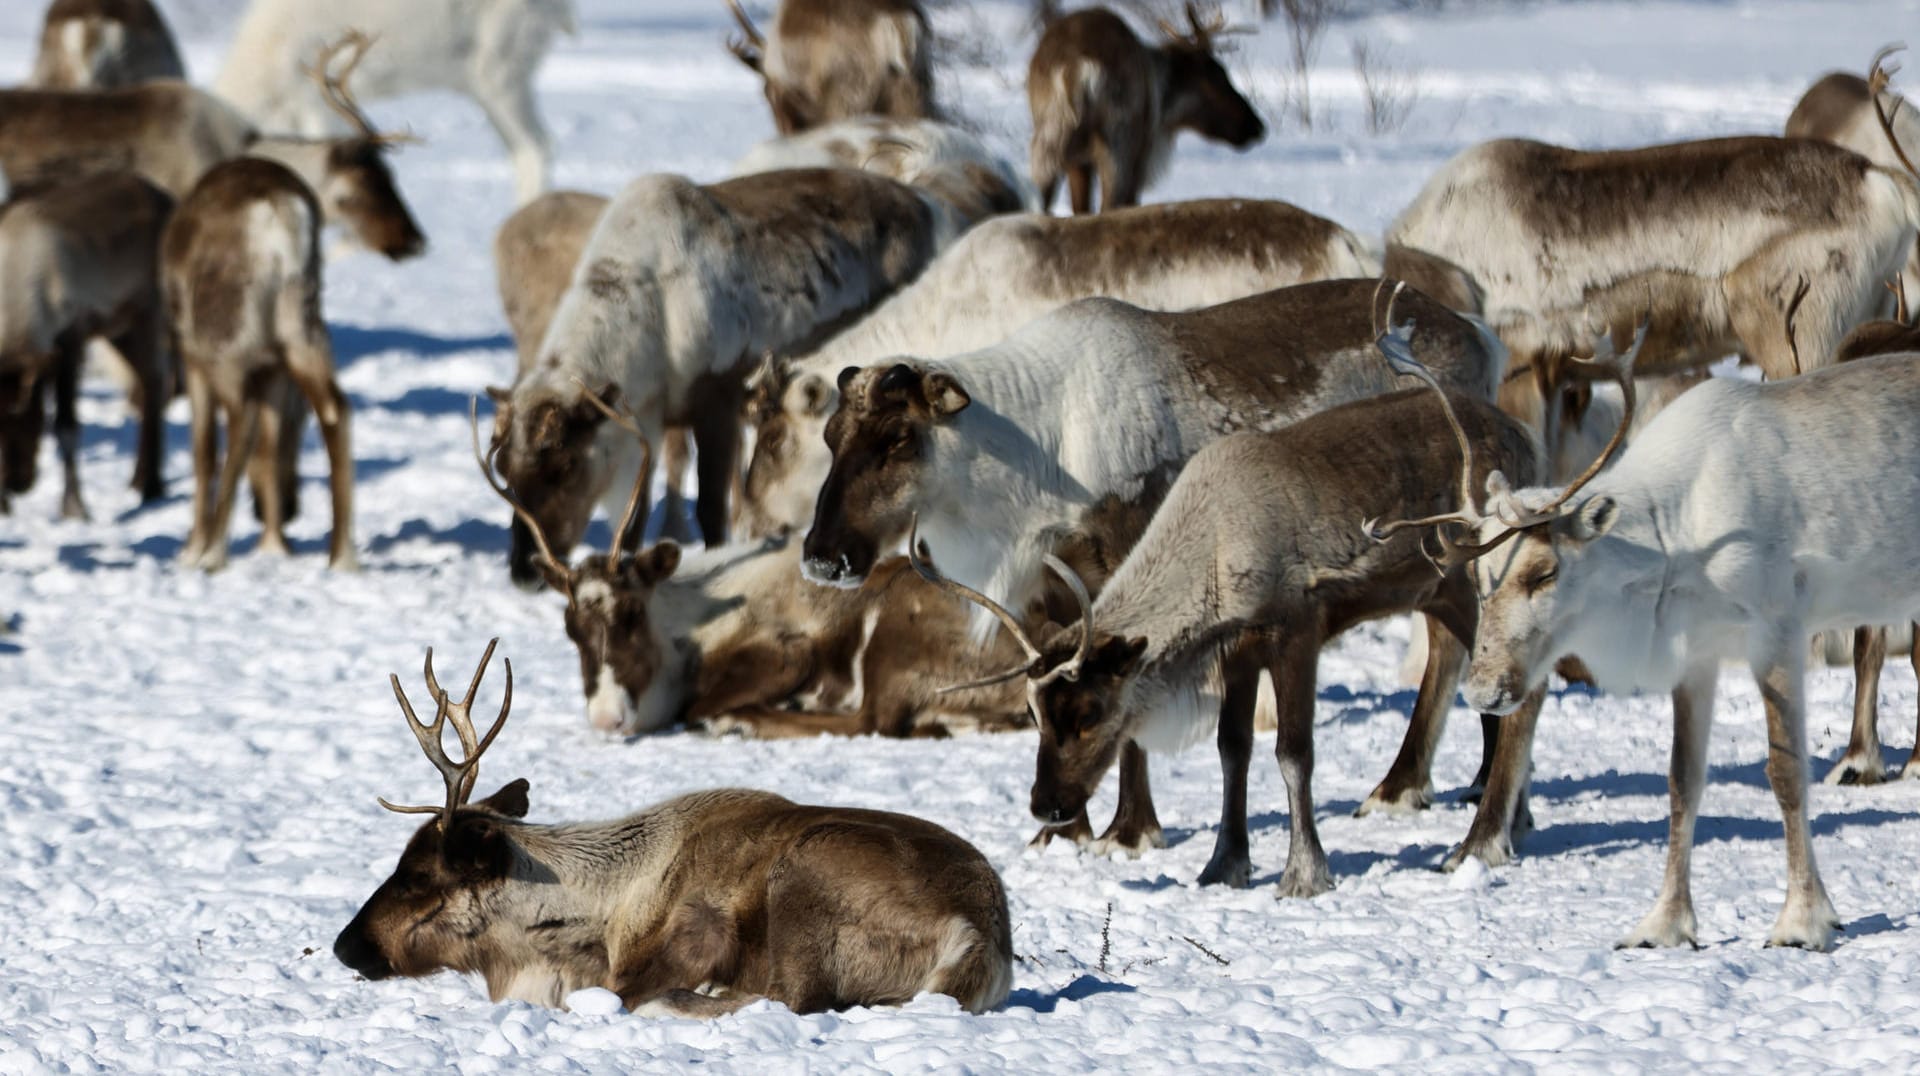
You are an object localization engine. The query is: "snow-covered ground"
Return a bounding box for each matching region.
[5,0,1920,1070]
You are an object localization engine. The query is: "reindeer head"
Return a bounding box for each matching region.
[488,382,629,590]
[803,361,970,586]
[1158,3,1265,149]
[742,362,838,538]
[305,32,426,261]
[334,640,532,983]
[723,0,816,135]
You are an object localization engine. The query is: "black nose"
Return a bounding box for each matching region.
[387,231,428,262]
[333,925,393,980]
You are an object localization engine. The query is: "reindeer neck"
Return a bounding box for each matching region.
[244,137,332,196]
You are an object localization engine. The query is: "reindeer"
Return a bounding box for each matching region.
[742,197,1377,538]
[1026,4,1264,214]
[334,639,1014,1015]
[163,158,355,572]
[1388,58,1919,451]
[0,171,172,520]
[216,0,572,204]
[723,0,937,136]
[1385,324,1920,950]
[490,166,965,588]
[803,279,1507,852]
[28,0,185,90]
[911,310,1545,894]
[1787,63,1920,304]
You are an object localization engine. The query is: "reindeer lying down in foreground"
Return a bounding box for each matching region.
[913,324,1547,894]
[335,640,1013,1015]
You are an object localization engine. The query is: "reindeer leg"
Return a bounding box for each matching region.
[1463,715,1500,804]
[198,392,261,572]
[1753,641,1841,950]
[658,427,696,544]
[697,707,871,740]
[52,349,86,520]
[1447,685,1545,870]
[1827,625,1888,785]
[1028,811,1095,850]
[1618,662,1717,949]
[691,398,740,547]
[1197,656,1260,888]
[1902,624,1920,780]
[1066,162,1094,216]
[1090,741,1165,857]
[118,313,167,505]
[181,364,217,563]
[247,378,290,556]
[1361,615,1466,815]
[472,67,551,205]
[1271,640,1332,898]
[284,338,356,571]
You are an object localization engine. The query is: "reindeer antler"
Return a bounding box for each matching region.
[470,397,573,601]
[378,639,514,826]
[724,0,766,71]
[305,31,419,146]
[1158,1,1244,49]
[1869,45,1919,181]
[571,381,655,558]
[909,516,1098,693]
[1784,274,1812,376]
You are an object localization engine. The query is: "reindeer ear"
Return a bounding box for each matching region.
[442,813,513,881]
[1093,635,1147,676]
[485,385,512,404]
[924,372,971,418]
[1568,495,1618,542]
[634,541,681,583]
[474,778,530,818]
[796,374,833,418]
[836,365,860,394]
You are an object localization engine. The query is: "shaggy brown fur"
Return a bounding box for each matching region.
[728,0,938,135]
[29,0,184,89]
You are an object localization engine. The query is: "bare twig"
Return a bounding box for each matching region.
[1098,902,1114,974]
[1180,934,1230,966]
[1351,37,1419,135]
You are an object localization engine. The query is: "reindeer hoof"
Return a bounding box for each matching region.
[1444,839,1513,872]
[1196,856,1251,889]
[1090,825,1165,860]
[1275,864,1333,899]
[1027,821,1092,851]
[329,550,362,573]
[1766,894,1842,951]
[1824,756,1886,786]
[1357,782,1434,817]
[1615,911,1700,950]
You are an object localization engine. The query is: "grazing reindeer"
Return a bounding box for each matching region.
[743,198,1377,538]
[217,0,573,204]
[1394,330,1920,950]
[1389,56,1919,446]
[164,158,355,571]
[491,167,958,588]
[804,279,1507,851]
[724,0,937,136]
[334,639,1014,1015]
[912,322,1544,894]
[1027,4,1264,214]
[29,0,185,89]
[0,171,172,520]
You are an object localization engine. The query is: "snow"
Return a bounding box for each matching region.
[5,0,1920,1070]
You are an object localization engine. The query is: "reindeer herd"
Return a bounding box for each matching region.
[6,0,1920,1020]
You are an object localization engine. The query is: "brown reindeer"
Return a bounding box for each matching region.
[1027,4,1265,214]
[163,158,355,571]
[1787,65,1920,302]
[0,171,173,519]
[724,0,937,135]
[29,0,185,90]
[334,639,1015,1015]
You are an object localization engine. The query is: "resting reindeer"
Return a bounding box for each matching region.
[1027,4,1264,214]
[29,0,185,89]
[1392,329,1920,950]
[912,320,1544,894]
[0,171,172,521]
[164,158,355,571]
[1387,70,1919,448]
[724,0,936,136]
[217,0,572,204]
[491,166,971,587]
[804,279,1506,852]
[743,198,1377,538]
[334,639,1014,1015]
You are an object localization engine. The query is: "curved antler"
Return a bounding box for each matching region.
[908,515,1042,694]
[1869,45,1919,180]
[470,397,572,601]
[724,0,766,71]
[1042,555,1095,683]
[305,31,419,146]
[378,638,514,826]
[572,381,655,559]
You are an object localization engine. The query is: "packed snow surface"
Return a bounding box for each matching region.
[5,0,1920,1071]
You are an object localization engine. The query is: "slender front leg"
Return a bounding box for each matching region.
[1618,663,1717,948]
[1903,624,1920,780]
[53,352,85,520]
[1066,163,1093,215]
[1461,714,1500,804]
[181,365,217,563]
[1826,625,1887,785]
[1091,742,1165,857]
[1447,685,1546,870]
[1753,645,1840,950]
[199,393,261,572]
[1272,640,1332,898]
[1361,615,1467,814]
[690,400,740,547]
[1198,658,1261,888]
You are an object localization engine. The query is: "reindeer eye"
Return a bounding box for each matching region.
[1527,568,1557,592]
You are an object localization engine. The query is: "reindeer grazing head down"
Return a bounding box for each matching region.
[1158,3,1265,150]
[334,640,534,984]
[803,362,970,586]
[305,32,426,261]
[486,382,626,591]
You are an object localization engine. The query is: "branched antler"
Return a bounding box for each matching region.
[470,397,572,600]
[724,0,766,71]
[1870,45,1918,180]
[1158,1,1247,51]
[305,31,419,146]
[378,638,514,827]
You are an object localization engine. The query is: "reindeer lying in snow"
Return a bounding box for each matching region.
[804,279,1507,852]
[335,640,1013,1015]
[1027,4,1264,213]
[743,197,1378,538]
[0,170,172,520]
[490,165,975,586]
[724,0,937,136]
[1395,330,1920,949]
[913,331,1544,894]
[29,0,184,90]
